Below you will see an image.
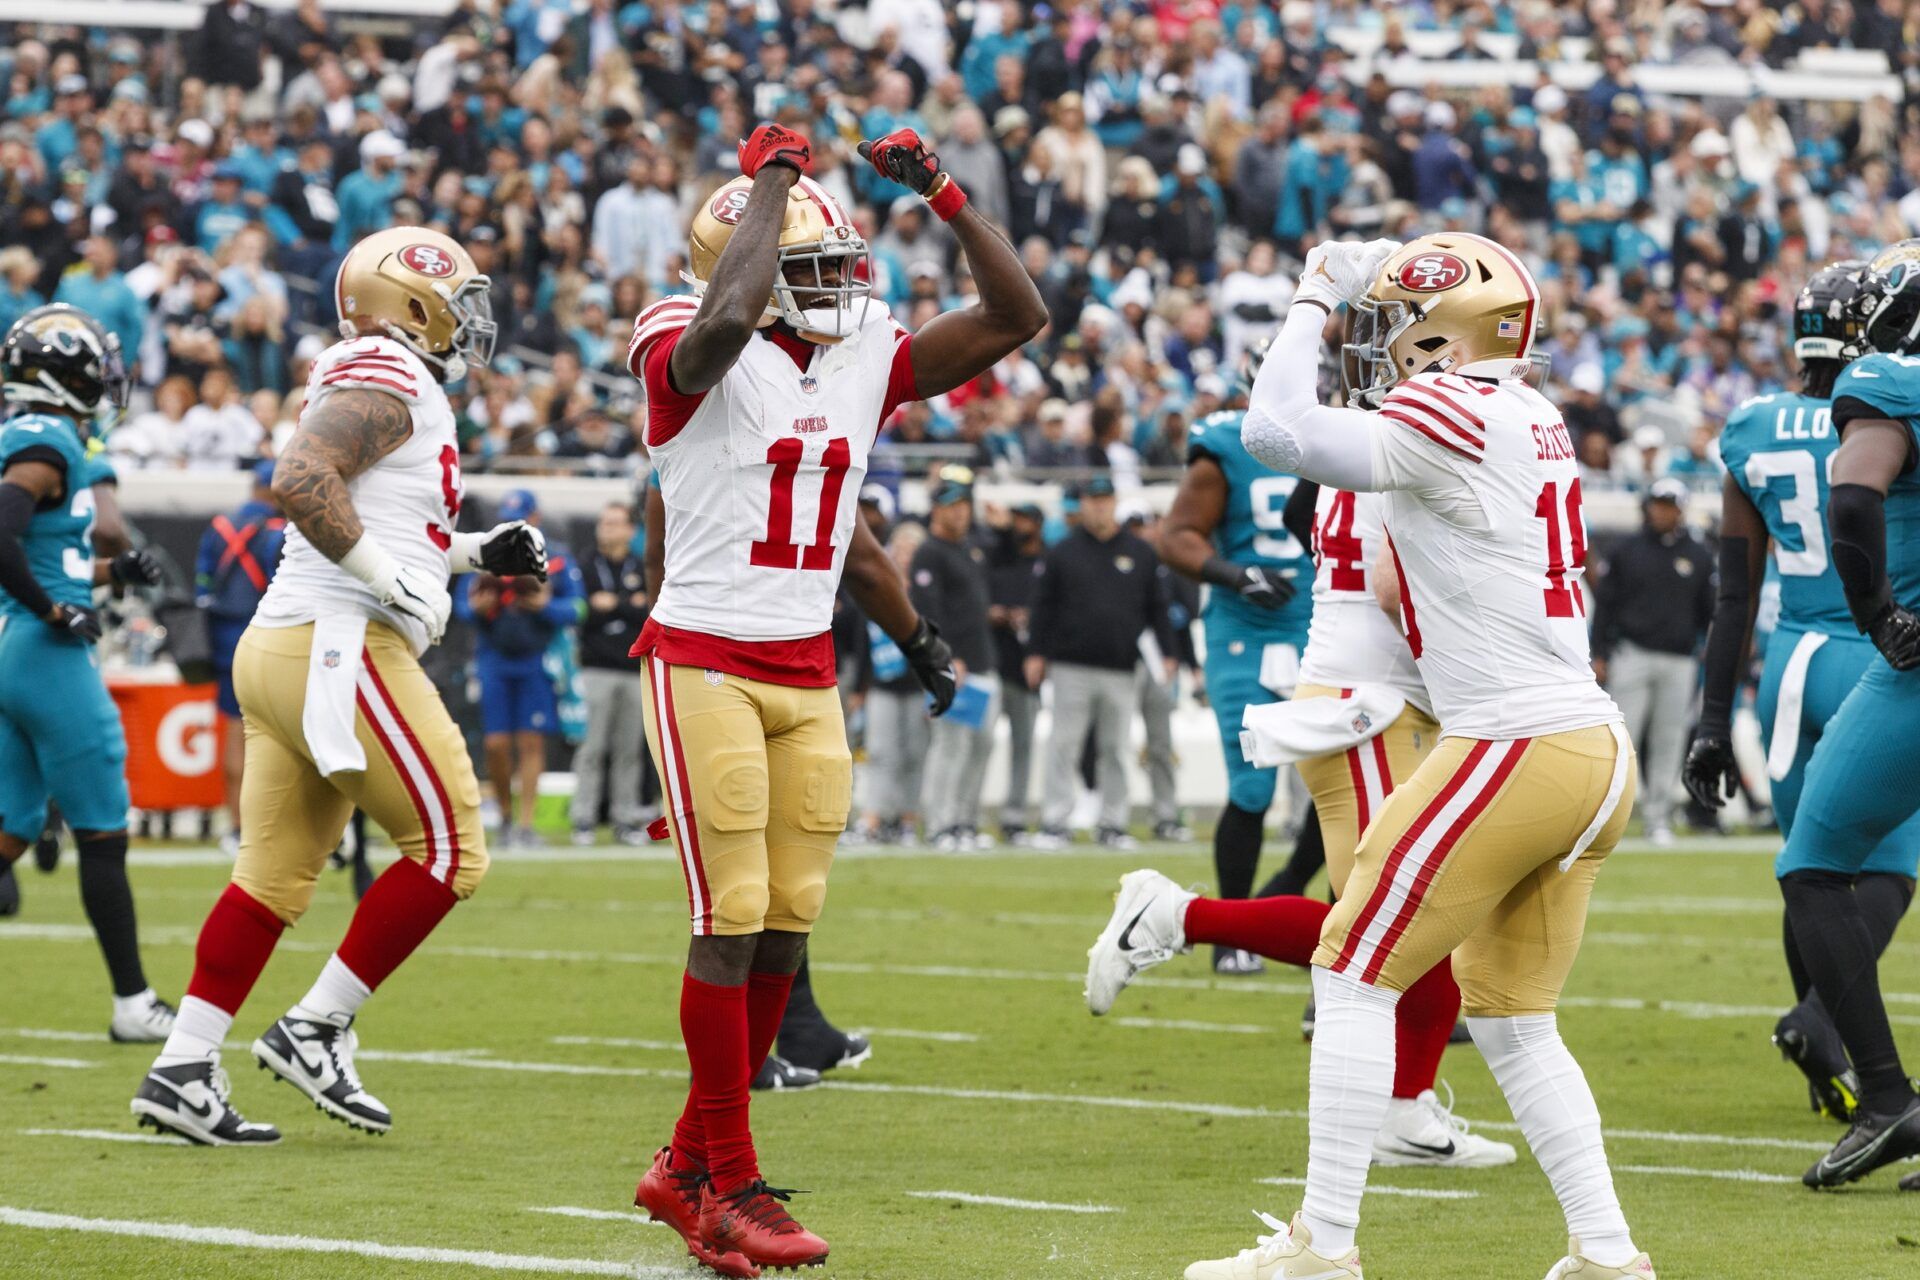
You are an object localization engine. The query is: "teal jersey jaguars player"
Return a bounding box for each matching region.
[0,304,176,1042]
[1163,340,1315,950]
[1687,262,1920,1125]
[1770,241,1920,1189]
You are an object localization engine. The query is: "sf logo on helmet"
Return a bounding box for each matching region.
[1397,252,1470,292]
[709,188,750,226]
[398,244,456,278]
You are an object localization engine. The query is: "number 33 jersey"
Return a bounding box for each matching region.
[1365,372,1619,739]
[252,336,463,655]
[629,297,916,650]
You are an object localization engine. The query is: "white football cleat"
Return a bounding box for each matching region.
[1184,1211,1363,1280]
[253,1012,392,1134]
[1085,869,1194,1016]
[1542,1238,1656,1278]
[109,989,178,1043]
[1371,1085,1517,1168]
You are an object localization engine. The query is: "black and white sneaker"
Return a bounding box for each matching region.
[130,1056,281,1146]
[252,1013,392,1134]
[751,1054,822,1091]
[109,990,178,1043]
[781,1028,872,1074]
[1213,945,1266,976]
[1803,1094,1920,1187]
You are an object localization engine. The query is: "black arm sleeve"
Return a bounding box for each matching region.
[1282,478,1320,551]
[1830,482,1893,631]
[0,482,54,619]
[1696,534,1753,736]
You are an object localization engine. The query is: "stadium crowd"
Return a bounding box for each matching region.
[0,0,1914,487]
[2,0,1918,842]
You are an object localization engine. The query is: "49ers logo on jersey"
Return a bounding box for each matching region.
[709,187,750,225]
[398,244,457,278]
[1397,252,1469,292]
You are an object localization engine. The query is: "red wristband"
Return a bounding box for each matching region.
[925,173,967,222]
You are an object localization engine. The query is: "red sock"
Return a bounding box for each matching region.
[184,884,286,1014]
[746,969,796,1077]
[1392,957,1463,1099]
[670,1096,707,1171]
[1182,895,1330,968]
[335,855,458,991]
[681,974,756,1193]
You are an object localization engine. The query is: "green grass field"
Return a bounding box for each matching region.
[4,835,1920,1279]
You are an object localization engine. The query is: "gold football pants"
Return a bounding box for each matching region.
[639,656,852,937]
[232,622,488,924]
[1291,683,1440,896]
[1313,725,1635,1016]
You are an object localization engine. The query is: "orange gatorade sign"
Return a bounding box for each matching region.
[108,677,226,810]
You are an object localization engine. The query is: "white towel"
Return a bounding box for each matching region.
[1238,685,1407,768]
[303,614,368,777]
[1766,630,1827,782]
[1257,642,1301,698]
[1560,720,1633,872]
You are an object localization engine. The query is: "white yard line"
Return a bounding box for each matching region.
[1617,1164,1800,1185]
[547,1036,684,1052]
[0,1053,97,1069]
[1114,1017,1272,1035]
[0,1206,676,1276]
[20,1128,188,1147]
[1256,1177,1477,1201]
[526,1206,662,1226]
[857,1028,982,1043]
[0,1026,1833,1155]
[904,1191,1120,1214]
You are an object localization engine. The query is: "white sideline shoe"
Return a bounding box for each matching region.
[1084,869,1193,1015]
[1183,1211,1363,1280]
[1371,1085,1518,1168]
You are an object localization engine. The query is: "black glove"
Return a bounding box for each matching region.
[858,130,941,196]
[108,548,162,588]
[1203,556,1296,610]
[901,616,957,716]
[479,521,549,581]
[1864,600,1920,671]
[45,601,101,642]
[1681,730,1739,811]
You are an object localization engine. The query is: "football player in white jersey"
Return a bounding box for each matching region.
[1088,475,1515,1172]
[132,227,548,1146]
[1170,235,1653,1280]
[624,123,1044,1276]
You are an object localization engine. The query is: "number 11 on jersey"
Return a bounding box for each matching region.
[752,437,852,571]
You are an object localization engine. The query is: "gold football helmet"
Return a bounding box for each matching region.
[1343,232,1541,407]
[336,226,496,380]
[686,175,871,344]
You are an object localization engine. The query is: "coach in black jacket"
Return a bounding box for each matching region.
[1026,476,1176,848]
[569,501,652,844]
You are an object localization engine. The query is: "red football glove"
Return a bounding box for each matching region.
[859,129,968,220]
[737,122,811,177]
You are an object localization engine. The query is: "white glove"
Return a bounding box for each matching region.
[339,536,454,645]
[449,520,549,580]
[1294,237,1403,311]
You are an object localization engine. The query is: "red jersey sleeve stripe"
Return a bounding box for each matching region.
[322,371,417,397]
[1380,408,1482,462]
[1393,381,1487,433]
[329,360,418,384]
[1383,389,1485,452]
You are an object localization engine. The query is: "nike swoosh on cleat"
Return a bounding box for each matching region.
[1116,903,1154,952]
[1389,1139,1456,1158]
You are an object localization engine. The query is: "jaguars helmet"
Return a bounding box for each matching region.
[1,303,129,434]
[1792,260,1867,381]
[335,226,495,381]
[686,174,871,345]
[1342,232,1542,408]
[1852,238,1920,356]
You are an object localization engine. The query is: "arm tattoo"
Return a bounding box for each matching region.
[273,387,413,563]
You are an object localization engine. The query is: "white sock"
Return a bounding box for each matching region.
[155,996,233,1066]
[291,955,373,1025]
[1469,1014,1637,1267]
[1299,965,1400,1257]
[112,987,156,1016]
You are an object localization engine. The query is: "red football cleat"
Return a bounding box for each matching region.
[636,1147,760,1278]
[701,1179,830,1271]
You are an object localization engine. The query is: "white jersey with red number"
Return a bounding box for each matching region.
[251,336,463,655]
[630,296,906,643]
[1366,371,1619,739]
[1298,487,1430,715]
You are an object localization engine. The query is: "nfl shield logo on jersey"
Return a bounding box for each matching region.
[704,669,724,686]
[322,649,341,669]
[799,374,819,395]
[1351,710,1373,735]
